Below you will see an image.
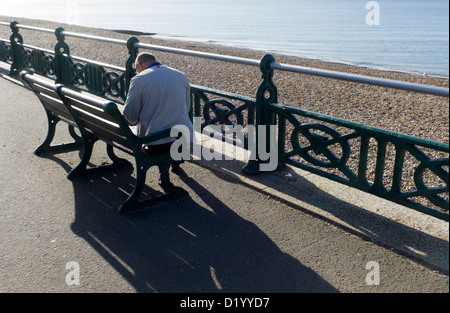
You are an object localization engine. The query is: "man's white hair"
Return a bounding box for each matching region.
[136,52,156,64]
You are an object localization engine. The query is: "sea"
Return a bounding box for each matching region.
[1,0,449,77]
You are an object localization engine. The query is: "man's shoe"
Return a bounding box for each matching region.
[158,178,175,192]
[171,162,180,173]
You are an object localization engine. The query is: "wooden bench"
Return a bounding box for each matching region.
[20,71,184,213]
[19,71,83,155]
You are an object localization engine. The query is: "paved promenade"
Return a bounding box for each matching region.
[0,64,448,294]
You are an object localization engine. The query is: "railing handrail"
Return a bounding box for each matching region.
[60,31,128,46]
[135,42,449,97]
[135,42,261,67]
[271,62,449,97]
[2,21,448,98]
[15,23,55,34]
[8,23,129,45]
[137,41,450,97]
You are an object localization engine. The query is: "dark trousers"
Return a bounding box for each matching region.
[141,142,181,177]
[141,142,173,156]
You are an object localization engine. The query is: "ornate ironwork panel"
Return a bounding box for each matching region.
[0,40,12,63]
[62,61,127,102]
[22,47,55,78]
[272,103,449,221]
[190,85,255,149]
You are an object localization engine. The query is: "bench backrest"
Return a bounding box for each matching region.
[21,72,175,158]
[56,85,133,154]
[20,71,75,126]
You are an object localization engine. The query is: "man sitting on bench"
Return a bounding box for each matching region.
[123,52,193,181]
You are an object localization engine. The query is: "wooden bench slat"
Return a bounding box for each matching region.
[36,93,73,121]
[27,81,58,98]
[71,105,122,134]
[64,96,118,124]
[77,115,130,148]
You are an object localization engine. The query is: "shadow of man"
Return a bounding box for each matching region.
[197,158,449,273]
[68,164,338,293]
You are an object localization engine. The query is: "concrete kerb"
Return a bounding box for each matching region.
[1,62,448,274]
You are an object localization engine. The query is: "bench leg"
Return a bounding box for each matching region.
[67,139,133,179]
[67,134,96,179]
[158,163,175,191]
[106,144,132,168]
[35,114,82,155]
[118,161,182,213]
[118,162,150,213]
[68,125,83,144]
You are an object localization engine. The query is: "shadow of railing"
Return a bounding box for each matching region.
[195,157,449,274]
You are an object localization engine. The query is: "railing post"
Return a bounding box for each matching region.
[9,21,24,75]
[242,54,278,175]
[125,36,139,94]
[54,27,74,84]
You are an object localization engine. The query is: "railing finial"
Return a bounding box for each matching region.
[242,54,280,175]
[125,36,140,93]
[54,27,74,84]
[8,20,24,75]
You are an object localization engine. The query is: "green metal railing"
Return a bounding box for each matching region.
[0,21,448,221]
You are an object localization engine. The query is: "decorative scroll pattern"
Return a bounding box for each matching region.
[0,40,12,63]
[274,104,449,220]
[22,48,55,78]
[190,85,255,148]
[61,59,127,102]
[1,38,127,102]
